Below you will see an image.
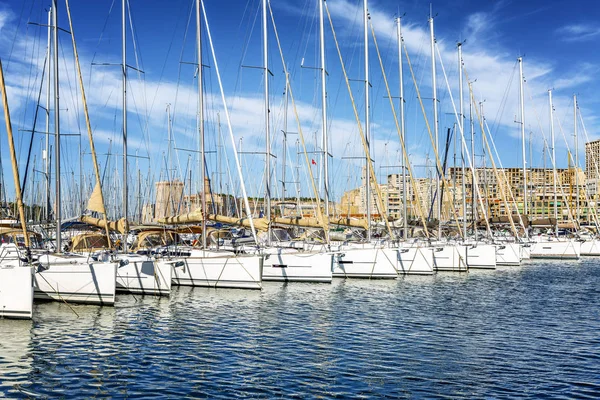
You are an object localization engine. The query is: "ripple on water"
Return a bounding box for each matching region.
[1,261,600,398]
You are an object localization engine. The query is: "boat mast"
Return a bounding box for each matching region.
[282,73,288,206]
[0,60,30,250]
[262,0,272,244]
[363,0,371,241]
[52,0,62,252]
[196,0,206,248]
[518,57,527,217]
[549,89,558,236]
[319,0,329,218]
[396,16,408,239]
[574,94,579,224]
[469,82,476,240]
[122,0,129,252]
[429,10,440,239]
[45,7,52,222]
[458,42,466,238]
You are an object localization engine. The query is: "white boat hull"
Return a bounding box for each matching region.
[0,262,33,319]
[384,246,435,275]
[34,255,118,305]
[167,250,263,289]
[529,240,580,260]
[431,245,468,272]
[520,244,531,260]
[458,244,497,269]
[332,247,398,279]
[580,239,600,256]
[116,255,172,296]
[495,243,521,266]
[262,249,332,282]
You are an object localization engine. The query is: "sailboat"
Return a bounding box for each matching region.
[259,0,334,283]
[0,59,34,319]
[156,0,263,289]
[528,88,579,259]
[32,0,118,306]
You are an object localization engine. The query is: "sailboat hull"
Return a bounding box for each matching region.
[383,246,435,275]
[0,262,33,319]
[332,247,398,279]
[166,250,263,289]
[116,255,172,296]
[458,243,497,269]
[431,244,468,272]
[580,240,600,256]
[495,243,521,266]
[529,240,580,260]
[262,249,333,282]
[34,256,118,305]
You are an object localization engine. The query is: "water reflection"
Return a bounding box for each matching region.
[0,261,599,397]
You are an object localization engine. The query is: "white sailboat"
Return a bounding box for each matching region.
[157,0,263,290]
[33,0,118,306]
[260,0,334,283]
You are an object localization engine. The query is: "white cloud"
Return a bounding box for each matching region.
[557,24,600,42]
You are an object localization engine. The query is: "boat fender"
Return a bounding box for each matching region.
[119,259,129,267]
[174,261,185,269]
[400,249,409,253]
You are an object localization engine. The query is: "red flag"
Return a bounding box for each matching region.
[311,159,317,165]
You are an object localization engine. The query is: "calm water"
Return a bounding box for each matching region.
[1,260,600,398]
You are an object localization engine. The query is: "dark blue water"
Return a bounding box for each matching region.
[1,260,600,398]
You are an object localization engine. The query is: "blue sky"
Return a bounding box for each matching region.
[1,0,599,215]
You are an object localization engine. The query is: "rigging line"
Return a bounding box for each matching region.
[21,52,48,198]
[3,0,29,70]
[489,60,517,140]
[370,17,433,237]
[468,84,519,238]
[404,32,465,236]
[484,116,529,236]
[201,0,259,243]
[126,0,152,154]
[231,0,260,108]
[555,108,584,227]
[444,63,496,238]
[577,108,600,230]
[523,81,575,228]
[325,2,393,239]
[269,0,330,238]
[140,0,189,145]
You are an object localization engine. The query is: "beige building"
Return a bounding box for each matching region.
[585,139,600,198]
[154,180,185,221]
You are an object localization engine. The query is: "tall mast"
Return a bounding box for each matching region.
[122,0,129,252]
[396,16,407,239]
[262,0,271,244]
[53,0,61,252]
[45,7,52,222]
[574,94,579,224]
[363,0,371,241]
[429,10,440,239]
[549,89,558,236]
[196,0,206,248]
[282,73,288,205]
[518,57,527,216]
[458,42,466,238]
[319,0,329,217]
[469,82,476,240]
[0,60,30,249]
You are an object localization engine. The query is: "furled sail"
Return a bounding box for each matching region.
[207,214,270,232]
[81,215,127,234]
[157,209,204,224]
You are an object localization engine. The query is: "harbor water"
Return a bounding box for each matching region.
[1,260,599,398]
